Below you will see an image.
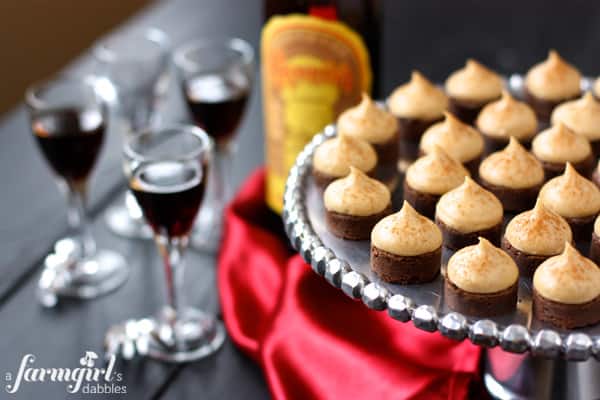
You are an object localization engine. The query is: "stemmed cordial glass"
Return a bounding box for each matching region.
[173,38,254,252]
[26,76,128,302]
[96,27,171,239]
[117,124,224,362]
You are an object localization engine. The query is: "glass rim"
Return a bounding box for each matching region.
[25,74,100,111]
[173,37,254,72]
[93,27,170,64]
[124,123,214,164]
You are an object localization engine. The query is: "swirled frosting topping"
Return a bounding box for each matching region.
[538,163,600,218]
[420,112,484,163]
[525,50,581,101]
[532,122,591,163]
[594,77,600,98]
[324,167,390,216]
[313,134,377,177]
[337,93,398,144]
[479,137,544,189]
[504,200,572,256]
[371,201,442,256]
[595,214,600,236]
[533,242,600,304]
[476,90,538,140]
[405,146,470,195]
[551,92,600,141]
[387,71,449,121]
[447,237,519,294]
[436,176,503,232]
[445,59,503,103]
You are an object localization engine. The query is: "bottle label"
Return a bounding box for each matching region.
[262,14,371,213]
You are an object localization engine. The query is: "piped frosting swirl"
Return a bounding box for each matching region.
[532,122,591,164]
[479,137,544,189]
[313,134,377,177]
[551,92,600,141]
[387,71,449,121]
[525,50,581,101]
[420,112,484,163]
[447,237,519,294]
[337,93,398,144]
[405,146,470,195]
[324,167,390,216]
[476,90,538,140]
[445,59,503,103]
[538,163,600,218]
[371,201,442,256]
[533,242,600,304]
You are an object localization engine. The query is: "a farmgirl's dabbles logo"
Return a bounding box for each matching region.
[4,351,126,395]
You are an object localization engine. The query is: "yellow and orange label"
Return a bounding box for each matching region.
[262,14,371,213]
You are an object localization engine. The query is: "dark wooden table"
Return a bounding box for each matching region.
[2,0,600,398]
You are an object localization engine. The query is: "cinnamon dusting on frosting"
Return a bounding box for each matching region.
[420,112,484,163]
[532,122,591,163]
[476,90,538,140]
[405,146,469,195]
[337,93,398,144]
[525,50,581,101]
[323,167,390,216]
[445,59,503,103]
[551,92,600,141]
[387,71,449,121]
[313,134,377,177]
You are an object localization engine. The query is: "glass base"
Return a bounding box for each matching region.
[105,202,153,240]
[136,307,225,363]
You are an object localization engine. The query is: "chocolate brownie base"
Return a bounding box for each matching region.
[523,87,580,122]
[502,237,553,278]
[445,279,518,317]
[481,134,534,156]
[436,217,502,250]
[397,116,441,162]
[590,232,600,265]
[564,214,597,243]
[372,130,400,166]
[538,153,595,181]
[448,96,494,125]
[591,139,600,158]
[312,166,376,189]
[403,179,440,220]
[479,178,542,213]
[325,204,392,240]
[533,289,600,329]
[371,245,441,284]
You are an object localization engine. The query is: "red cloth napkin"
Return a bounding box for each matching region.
[218,169,482,400]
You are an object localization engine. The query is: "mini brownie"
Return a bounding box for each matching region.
[435,176,503,250]
[532,122,594,180]
[370,201,442,284]
[524,50,582,122]
[479,137,544,212]
[538,163,600,242]
[502,200,572,277]
[403,146,469,219]
[419,112,484,177]
[323,167,391,240]
[590,215,600,265]
[476,90,538,155]
[551,92,600,157]
[312,134,377,189]
[387,71,448,164]
[445,238,519,317]
[337,93,399,188]
[533,242,600,329]
[444,59,503,124]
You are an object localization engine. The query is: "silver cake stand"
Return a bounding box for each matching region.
[282,78,600,399]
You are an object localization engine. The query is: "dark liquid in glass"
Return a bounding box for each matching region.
[32,108,105,184]
[184,74,249,146]
[131,161,206,237]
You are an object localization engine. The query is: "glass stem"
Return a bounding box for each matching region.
[156,236,187,318]
[213,144,234,218]
[66,183,96,258]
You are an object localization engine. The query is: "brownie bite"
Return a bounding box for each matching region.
[444,59,503,124]
[403,146,469,219]
[524,50,582,122]
[445,237,519,317]
[538,163,600,242]
[387,71,448,165]
[419,112,484,177]
[532,122,594,180]
[323,167,392,240]
[371,201,442,284]
[533,242,600,329]
[590,215,600,265]
[435,177,503,250]
[337,93,399,189]
[479,137,544,213]
[551,92,600,157]
[502,200,572,277]
[476,90,538,155]
[312,134,377,189]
